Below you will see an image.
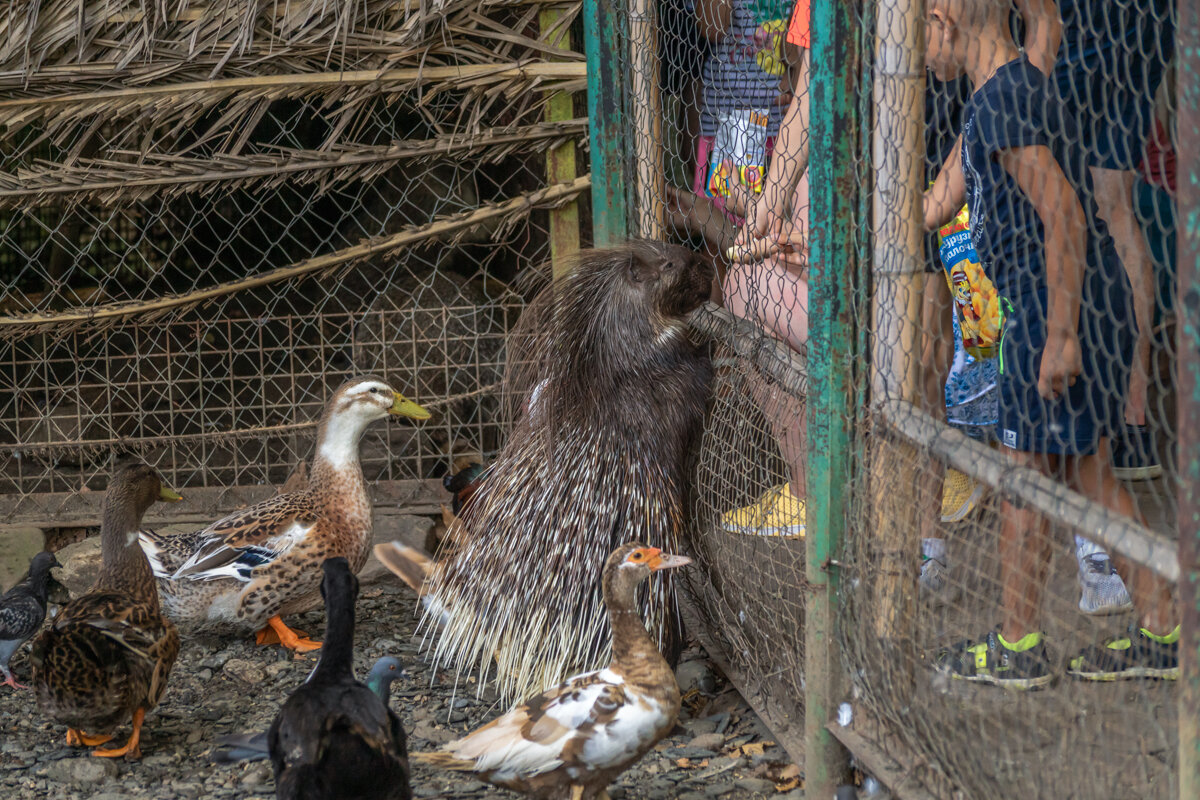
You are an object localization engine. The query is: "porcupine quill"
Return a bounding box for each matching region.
[418,242,714,703]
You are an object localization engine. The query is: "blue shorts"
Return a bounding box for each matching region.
[1050,1,1174,171]
[997,277,1133,455]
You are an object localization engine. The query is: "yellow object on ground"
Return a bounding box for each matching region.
[720,483,805,538]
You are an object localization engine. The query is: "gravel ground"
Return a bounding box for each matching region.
[0,580,803,800]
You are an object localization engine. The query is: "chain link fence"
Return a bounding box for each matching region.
[0,0,588,528]
[602,0,1187,796]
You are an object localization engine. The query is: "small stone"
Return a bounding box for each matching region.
[241,763,271,787]
[412,723,455,746]
[607,787,627,800]
[90,793,133,800]
[686,733,727,753]
[734,777,776,796]
[446,710,466,724]
[201,652,232,670]
[676,792,708,800]
[186,730,204,745]
[197,669,213,682]
[223,659,266,685]
[675,660,717,694]
[51,537,104,598]
[664,746,719,760]
[142,754,173,769]
[685,719,718,735]
[44,757,118,786]
[265,662,291,679]
[703,783,735,798]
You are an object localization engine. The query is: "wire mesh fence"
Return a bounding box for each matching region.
[0,0,589,526]
[606,0,1187,795]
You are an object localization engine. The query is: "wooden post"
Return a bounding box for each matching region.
[868,0,926,688]
[628,0,665,239]
[805,0,861,795]
[540,6,581,279]
[1177,0,1200,794]
[583,0,630,245]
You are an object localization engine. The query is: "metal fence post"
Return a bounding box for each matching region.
[1178,0,1200,793]
[805,0,861,794]
[583,0,630,246]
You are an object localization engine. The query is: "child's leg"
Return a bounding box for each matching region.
[1090,167,1153,429]
[1069,441,1175,632]
[998,450,1056,642]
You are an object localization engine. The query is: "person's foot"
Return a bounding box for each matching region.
[719,483,805,537]
[1111,424,1163,481]
[1067,625,1179,680]
[934,630,1053,690]
[1074,537,1133,616]
[940,469,986,523]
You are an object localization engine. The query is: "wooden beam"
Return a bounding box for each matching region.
[0,479,446,531]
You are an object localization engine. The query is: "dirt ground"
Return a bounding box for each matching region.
[0,579,805,800]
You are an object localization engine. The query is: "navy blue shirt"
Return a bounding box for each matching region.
[959,56,1118,302]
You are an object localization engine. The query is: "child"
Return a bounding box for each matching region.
[923,0,1176,687]
[919,206,1133,618]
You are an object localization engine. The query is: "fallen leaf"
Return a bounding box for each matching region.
[776,777,802,792]
[676,758,692,768]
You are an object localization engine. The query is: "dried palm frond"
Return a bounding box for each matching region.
[0,119,586,207]
[0,175,590,337]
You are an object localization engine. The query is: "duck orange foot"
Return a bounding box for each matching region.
[66,729,114,747]
[254,615,323,653]
[93,708,144,760]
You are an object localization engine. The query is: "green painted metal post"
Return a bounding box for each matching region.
[1178,0,1200,794]
[804,0,860,795]
[583,0,630,246]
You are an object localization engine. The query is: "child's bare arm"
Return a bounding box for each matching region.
[923,138,965,231]
[696,0,733,43]
[997,143,1087,399]
[741,48,811,242]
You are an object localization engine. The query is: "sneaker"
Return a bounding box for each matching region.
[1067,625,1179,680]
[940,469,986,523]
[1111,424,1163,481]
[919,538,948,593]
[934,630,1054,689]
[1074,537,1133,615]
[720,483,805,537]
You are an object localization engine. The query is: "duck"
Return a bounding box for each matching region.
[210,655,406,764]
[413,542,690,800]
[268,557,411,800]
[0,551,61,689]
[139,376,430,651]
[31,463,182,759]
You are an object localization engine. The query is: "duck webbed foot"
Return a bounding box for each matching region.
[255,616,322,653]
[92,708,144,760]
[66,728,114,747]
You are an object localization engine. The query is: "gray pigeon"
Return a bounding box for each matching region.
[0,551,60,689]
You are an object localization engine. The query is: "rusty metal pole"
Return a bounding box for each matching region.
[1177,0,1200,794]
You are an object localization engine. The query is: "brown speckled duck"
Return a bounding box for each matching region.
[31,463,182,759]
[138,376,430,652]
[413,543,689,800]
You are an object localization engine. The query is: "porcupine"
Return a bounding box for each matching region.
[421,241,714,703]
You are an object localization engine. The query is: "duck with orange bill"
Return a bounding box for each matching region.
[31,463,182,760]
[413,543,690,800]
[139,376,430,652]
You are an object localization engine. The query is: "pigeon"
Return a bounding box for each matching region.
[1,551,60,689]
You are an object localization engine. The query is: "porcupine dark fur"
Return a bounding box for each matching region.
[420,241,714,703]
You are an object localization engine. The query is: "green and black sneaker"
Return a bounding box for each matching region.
[935,630,1053,690]
[1067,625,1179,681]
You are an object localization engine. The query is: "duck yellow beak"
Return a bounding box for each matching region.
[389,392,431,421]
[159,486,183,503]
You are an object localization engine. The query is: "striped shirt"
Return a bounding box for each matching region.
[699,0,792,139]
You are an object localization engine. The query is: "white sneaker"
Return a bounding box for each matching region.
[1075,536,1133,616]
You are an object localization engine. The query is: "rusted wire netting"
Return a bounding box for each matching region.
[0,0,588,513]
[621,0,1183,796]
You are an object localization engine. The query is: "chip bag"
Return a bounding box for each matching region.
[938,204,1000,359]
